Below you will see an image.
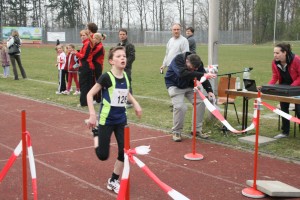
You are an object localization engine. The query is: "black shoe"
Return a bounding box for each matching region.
[92,127,98,137]
[14,78,19,80]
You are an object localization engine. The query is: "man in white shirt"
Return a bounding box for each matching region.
[160,23,189,73]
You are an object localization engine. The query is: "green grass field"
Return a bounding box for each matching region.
[1,43,300,161]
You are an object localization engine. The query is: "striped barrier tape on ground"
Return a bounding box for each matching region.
[26,131,38,200]
[258,99,300,124]
[132,155,190,200]
[117,146,190,200]
[196,77,256,133]
[0,140,22,182]
[0,132,38,200]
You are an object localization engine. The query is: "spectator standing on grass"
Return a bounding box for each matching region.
[62,44,80,95]
[86,46,142,194]
[186,27,196,54]
[7,30,26,80]
[55,45,66,94]
[117,28,135,108]
[269,43,300,139]
[88,33,106,103]
[0,41,10,78]
[160,23,189,73]
[71,30,93,107]
[165,52,216,142]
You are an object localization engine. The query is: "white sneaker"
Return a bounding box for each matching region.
[62,90,70,95]
[107,178,120,194]
[172,132,182,142]
[73,91,80,95]
[274,133,288,139]
[55,91,61,95]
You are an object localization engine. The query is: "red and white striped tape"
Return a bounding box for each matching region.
[132,156,190,200]
[199,77,300,130]
[26,131,38,200]
[0,132,38,200]
[117,146,190,200]
[196,78,256,133]
[258,99,300,124]
[0,140,22,182]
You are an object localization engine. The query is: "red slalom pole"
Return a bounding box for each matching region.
[124,125,130,200]
[184,78,204,161]
[22,110,28,200]
[242,91,265,198]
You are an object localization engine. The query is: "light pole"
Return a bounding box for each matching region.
[273,0,278,45]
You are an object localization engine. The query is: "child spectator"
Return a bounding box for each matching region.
[62,44,80,95]
[55,45,66,94]
[86,46,142,194]
[0,41,10,78]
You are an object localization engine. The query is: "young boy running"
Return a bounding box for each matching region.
[86,46,142,194]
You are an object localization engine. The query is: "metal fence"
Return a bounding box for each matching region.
[42,28,252,46]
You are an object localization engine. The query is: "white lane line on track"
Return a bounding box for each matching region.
[34,158,117,198]
[0,135,170,160]
[0,135,243,195]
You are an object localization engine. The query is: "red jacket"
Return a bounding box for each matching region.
[65,53,79,72]
[88,42,105,70]
[269,54,300,86]
[75,38,93,69]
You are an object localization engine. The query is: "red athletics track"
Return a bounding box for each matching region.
[0,92,299,200]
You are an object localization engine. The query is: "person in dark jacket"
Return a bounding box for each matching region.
[165,52,216,142]
[7,30,27,80]
[186,27,196,54]
[117,28,135,107]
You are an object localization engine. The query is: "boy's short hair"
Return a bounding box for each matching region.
[108,46,126,60]
[119,28,127,35]
[187,54,203,69]
[87,22,98,33]
[186,27,194,33]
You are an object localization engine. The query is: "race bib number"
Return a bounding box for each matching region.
[111,88,129,107]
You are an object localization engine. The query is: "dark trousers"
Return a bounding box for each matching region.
[280,102,300,135]
[79,66,93,106]
[124,67,132,95]
[58,69,67,92]
[93,63,103,103]
[9,54,26,79]
[95,124,125,162]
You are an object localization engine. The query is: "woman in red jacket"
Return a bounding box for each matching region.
[71,30,93,107]
[269,43,300,139]
[88,33,106,103]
